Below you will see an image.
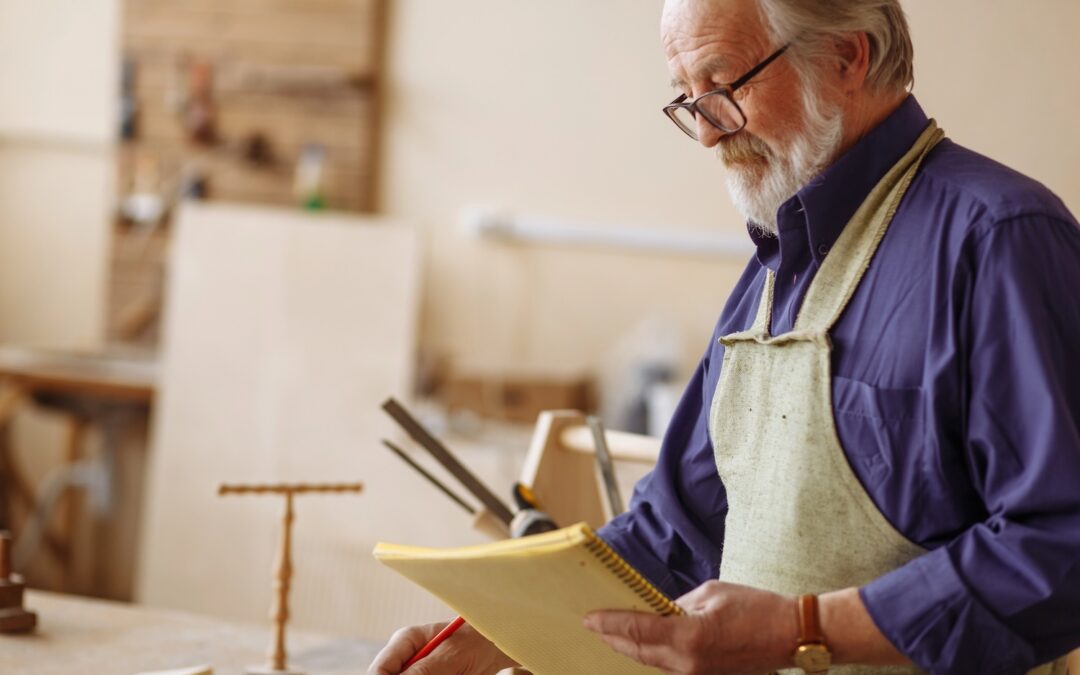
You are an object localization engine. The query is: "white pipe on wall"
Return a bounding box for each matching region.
[460,206,754,259]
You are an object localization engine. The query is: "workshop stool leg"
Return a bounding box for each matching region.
[59,417,89,592]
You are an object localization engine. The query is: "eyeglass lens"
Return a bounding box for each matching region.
[669,92,746,140]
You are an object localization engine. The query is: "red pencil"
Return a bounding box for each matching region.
[403,615,467,670]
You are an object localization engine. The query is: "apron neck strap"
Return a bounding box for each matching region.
[789,122,944,334]
[751,271,776,336]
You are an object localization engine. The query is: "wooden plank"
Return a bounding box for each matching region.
[123,39,377,75]
[136,204,462,641]
[115,142,372,211]
[559,425,662,464]
[131,59,376,100]
[128,0,375,10]
[0,347,156,402]
[202,161,371,211]
[123,4,380,67]
[133,96,373,161]
[126,0,380,25]
[518,411,610,530]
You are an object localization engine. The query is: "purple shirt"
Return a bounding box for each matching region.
[598,96,1080,673]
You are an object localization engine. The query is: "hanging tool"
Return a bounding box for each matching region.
[587,416,625,518]
[381,398,515,526]
[381,439,476,516]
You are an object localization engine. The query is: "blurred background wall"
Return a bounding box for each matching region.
[1,0,1077,382]
[0,0,117,348]
[378,0,1080,378]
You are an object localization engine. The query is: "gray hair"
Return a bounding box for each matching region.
[756,0,914,92]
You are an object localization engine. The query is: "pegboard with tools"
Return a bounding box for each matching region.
[109,0,385,346]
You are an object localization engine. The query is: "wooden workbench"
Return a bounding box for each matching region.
[0,346,156,403]
[2,591,381,674]
[10,581,1074,674]
[0,346,158,598]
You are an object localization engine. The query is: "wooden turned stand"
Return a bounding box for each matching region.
[0,531,37,633]
[218,483,364,675]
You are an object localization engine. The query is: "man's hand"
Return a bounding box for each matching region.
[367,619,518,675]
[583,580,798,675]
[584,582,912,673]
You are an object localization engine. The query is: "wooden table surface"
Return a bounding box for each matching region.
[10,590,1070,674]
[1,591,382,675]
[0,346,157,402]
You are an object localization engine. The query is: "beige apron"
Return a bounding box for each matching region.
[708,122,1063,675]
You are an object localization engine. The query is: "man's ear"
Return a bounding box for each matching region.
[832,32,872,93]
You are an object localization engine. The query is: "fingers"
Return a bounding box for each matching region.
[593,631,689,673]
[584,610,679,644]
[583,611,690,672]
[368,620,516,675]
[368,622,444,675]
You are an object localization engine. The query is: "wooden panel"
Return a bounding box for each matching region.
[135,203,481,642]
[123,1,381,73]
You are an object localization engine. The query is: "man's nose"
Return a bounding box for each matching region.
[695,115,723,148]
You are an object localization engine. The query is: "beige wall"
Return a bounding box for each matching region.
[379,0,1080,379]
[379,1,743,377]
[0,0,118,347]
[907,0,1080,207]
[0,0,1077,378]
[0,143,112,347]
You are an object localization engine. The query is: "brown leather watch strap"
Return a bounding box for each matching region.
[797,594,824,645]
[794,594,831,673]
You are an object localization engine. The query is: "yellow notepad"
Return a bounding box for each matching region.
[373,522,681,675]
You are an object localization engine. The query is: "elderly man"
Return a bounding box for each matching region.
[371,0,1080,673]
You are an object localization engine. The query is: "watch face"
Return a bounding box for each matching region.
[794,644,832,671]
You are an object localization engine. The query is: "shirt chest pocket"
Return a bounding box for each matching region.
[830,375,927,492]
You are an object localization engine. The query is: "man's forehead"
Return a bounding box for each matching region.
[662,0,768,85]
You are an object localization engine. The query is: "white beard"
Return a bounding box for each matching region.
[721,89,846,237]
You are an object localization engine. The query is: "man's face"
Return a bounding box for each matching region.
[662,0,845,233]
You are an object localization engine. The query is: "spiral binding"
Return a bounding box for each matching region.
[580,526,684,616]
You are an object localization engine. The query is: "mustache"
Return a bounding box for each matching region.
[716,132,775,166]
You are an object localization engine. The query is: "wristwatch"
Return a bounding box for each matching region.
[793,594,832,674]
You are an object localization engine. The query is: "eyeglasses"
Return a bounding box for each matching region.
[663,44,790,141]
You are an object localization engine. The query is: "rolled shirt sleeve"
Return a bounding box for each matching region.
[862,214,1080,673]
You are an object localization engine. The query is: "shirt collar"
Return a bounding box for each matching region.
[750,95,930,270]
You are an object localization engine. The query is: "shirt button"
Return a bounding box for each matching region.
[818,244,829,256]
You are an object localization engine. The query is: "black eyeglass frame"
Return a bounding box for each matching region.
[663,44,791,140]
